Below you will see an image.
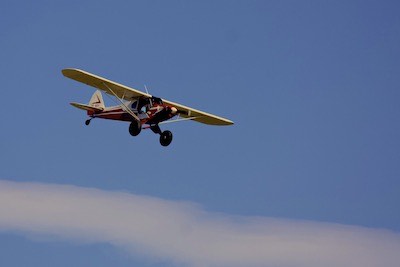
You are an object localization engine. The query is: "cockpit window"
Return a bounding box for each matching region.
[137,98,149,113]
[152,97,163,104]
[140,105,147,114]
[136,97,162,113]
[131,101,138,109]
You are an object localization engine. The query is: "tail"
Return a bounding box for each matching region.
[89,90,105,110]
[70,90,105,112]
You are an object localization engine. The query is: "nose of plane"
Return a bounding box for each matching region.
[170,106,178,115]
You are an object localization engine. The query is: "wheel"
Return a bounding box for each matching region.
[159,130,173,146]
[129,120,142,136]
[85,119,91,126]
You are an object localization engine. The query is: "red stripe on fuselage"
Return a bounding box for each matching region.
[87,104,176,125]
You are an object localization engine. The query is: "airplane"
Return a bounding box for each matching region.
[62,68,234,146]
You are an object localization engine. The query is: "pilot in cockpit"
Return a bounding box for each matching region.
[135,98,151,114]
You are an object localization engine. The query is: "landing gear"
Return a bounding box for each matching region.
[129,120,142,136]
[85,119,92,126]
[149,125,173,146]
[159,130,173,146]
[130,123,172,146]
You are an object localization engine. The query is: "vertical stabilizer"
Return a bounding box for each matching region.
[89,90,105,110]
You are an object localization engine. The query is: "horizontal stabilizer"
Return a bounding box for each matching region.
[70,102,103,112]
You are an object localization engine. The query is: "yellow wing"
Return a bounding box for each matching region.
[62,68,233,126]
[162,99,233,125]
[62,68,150,100]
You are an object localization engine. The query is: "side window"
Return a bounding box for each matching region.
[131,101,138,110]
[137,98,151,113]
[140,105,147,114]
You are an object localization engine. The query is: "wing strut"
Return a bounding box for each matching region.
[101,82,140,122]
[159,116,202,125]
[142,116,203,129]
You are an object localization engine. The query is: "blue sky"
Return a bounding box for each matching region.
[1,1,400,266]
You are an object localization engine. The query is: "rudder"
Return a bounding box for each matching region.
[89,90,105,110]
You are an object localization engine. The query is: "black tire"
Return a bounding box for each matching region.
[159,130,173,146]
[129,120,142,136]
[85,119,91,126]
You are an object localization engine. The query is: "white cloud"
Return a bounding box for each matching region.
[0,180,399,267]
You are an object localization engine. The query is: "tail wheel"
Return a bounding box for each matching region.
[129,120,142,136]
[160,130,173,146]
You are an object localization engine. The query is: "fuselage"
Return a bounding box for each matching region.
[87,101,177,126]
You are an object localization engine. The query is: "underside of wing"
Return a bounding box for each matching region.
[62,68,150,100]
[163,99,234,125]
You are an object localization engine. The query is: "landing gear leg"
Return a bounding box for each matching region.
[150,125,162,135]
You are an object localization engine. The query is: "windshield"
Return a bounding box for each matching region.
[152,97,163,105]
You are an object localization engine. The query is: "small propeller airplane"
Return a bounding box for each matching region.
[62,69,233,146]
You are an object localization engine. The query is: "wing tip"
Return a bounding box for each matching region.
[218,118,234,125]
[62,68,76,77]
[62,68,86,77]
[220,120,234,126]
[196,117,234,126]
